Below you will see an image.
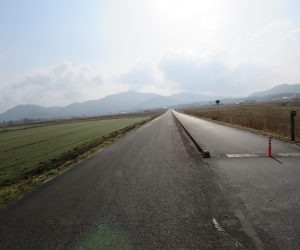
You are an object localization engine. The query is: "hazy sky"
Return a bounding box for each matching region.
[1,0,300,112]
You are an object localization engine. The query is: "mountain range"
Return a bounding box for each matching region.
[1,83,300,122]
[250,83,300,97]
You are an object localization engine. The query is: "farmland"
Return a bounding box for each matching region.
[182,101,300,142]
[0,116,149,190]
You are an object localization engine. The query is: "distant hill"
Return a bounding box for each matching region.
[56,91,161,117]
[250,83,300,97]
[0,91,216,122]
[2,84,299,122]
[0,105,61,122]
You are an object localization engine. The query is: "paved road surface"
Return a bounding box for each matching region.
[0,111,255,249]
[173,110,300,250]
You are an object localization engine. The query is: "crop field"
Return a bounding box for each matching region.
[0,116,148,188]
[182,102,300,142]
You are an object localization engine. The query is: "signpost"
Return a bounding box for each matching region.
[215,100,220,110]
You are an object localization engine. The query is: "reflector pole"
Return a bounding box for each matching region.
[268,137,272,157]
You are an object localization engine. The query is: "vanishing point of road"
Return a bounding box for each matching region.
[0,110,299,249]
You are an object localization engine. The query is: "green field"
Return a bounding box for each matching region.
[182,102,300,142]
[0,116,148,187]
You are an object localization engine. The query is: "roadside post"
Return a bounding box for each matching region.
[290,111,296,141]
[268,137,272,157]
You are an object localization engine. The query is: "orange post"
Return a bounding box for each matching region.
[268,137,272,157]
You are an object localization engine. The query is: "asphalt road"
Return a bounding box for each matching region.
[0,110,255,249]
[173,110,300,250]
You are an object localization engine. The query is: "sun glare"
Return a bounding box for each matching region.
[154,0,221,22]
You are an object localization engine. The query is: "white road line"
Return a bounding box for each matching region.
[226,152,300,158]
[43,176,54,184]
[212,217,225,232]
[226,154,260,158]
[97,148,104,153]
[277,153,300,157]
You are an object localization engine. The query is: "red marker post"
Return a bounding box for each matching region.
[268,137,272,157]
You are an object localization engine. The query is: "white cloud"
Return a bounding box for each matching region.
[244,21,300,83]
[117,62,155,89]
[0,62,126,112]
[159,51,271,96]
[0,0,300,111]
[1,0,300,112]
[100,0,300,94]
